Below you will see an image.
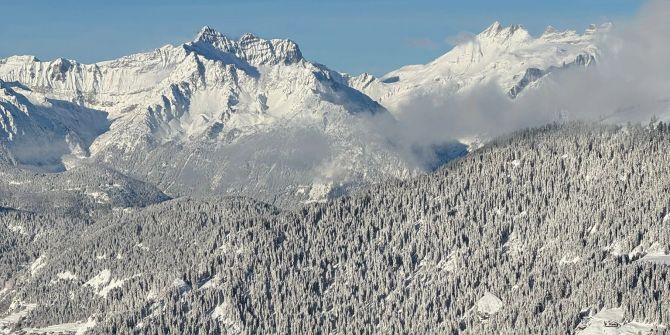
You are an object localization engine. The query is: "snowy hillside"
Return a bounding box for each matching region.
[0,79,109,171]
[0,27,424,205]
[0,162,169,216]
[351,22,607,114]
[0,23,619,205]
[1,123,668,334]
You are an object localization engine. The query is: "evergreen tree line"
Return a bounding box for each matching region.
[1,122,669,334]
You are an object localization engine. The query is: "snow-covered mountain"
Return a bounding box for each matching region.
[0,27,422,205]
[0,23,611,205]
[0,79,109,171]
[350,22,608,114]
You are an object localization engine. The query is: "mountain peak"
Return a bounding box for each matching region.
[478,22,530,42]
[482,21,503,36]
[199,25,215,34]
[188,26,303,66]
[543,25,558,35]
[194,25,228,43]
[239,32,258,42]
[508,24,525,32]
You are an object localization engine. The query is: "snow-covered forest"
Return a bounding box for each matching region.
[2,122,668,334]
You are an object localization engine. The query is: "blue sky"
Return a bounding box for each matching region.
[0,0,643,76]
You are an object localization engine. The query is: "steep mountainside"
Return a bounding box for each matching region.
[0,23,615,206]
[350,22,606,114]
[0,27,425,206]
[0,80,109,171]
[1,122,668,334]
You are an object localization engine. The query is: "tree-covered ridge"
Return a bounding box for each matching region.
[0,163,169,217]
[1,122,669,334]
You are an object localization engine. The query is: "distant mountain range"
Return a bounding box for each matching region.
[350,22,606,110]
[0,23,605,205]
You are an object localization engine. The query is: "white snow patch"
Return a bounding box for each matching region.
[594,307,624,323]
[295,186,308,195]
[578,307,663,335]
[502,231,524,256]
[626,241,669,261]
[98,278,128,297]
[476,292,504,316]
[628,244,647,260]
[7,224,26,235]
[23,317,96,334]
[146,288,159,301]
[211,303,228,320]
[0,303,37,330]
[459,136,485,151]
[56,271,78,281]
[419,255,457,274]
[98,279,128,297]
[439,255,458,273]
[639,242,670,265]
[559,255,582,264]
[84,269,137,297]
[199,275,221,290]
[84,269,111,292]
[85,190,109,204]
[604,241,625,257]
[211,302,241,332]
[30,256,47,276]
[640,254,670,265]
[304,183,331,204]
[0,303,37,323]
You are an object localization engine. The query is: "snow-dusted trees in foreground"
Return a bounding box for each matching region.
[1,122,669,334]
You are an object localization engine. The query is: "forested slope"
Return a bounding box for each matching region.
[1,122,669,334]
[0,163,169,217]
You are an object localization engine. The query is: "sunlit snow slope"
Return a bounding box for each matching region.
[350,22,607,114]
[0,27,422,206]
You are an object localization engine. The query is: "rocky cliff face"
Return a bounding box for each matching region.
[0,27,419,206]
